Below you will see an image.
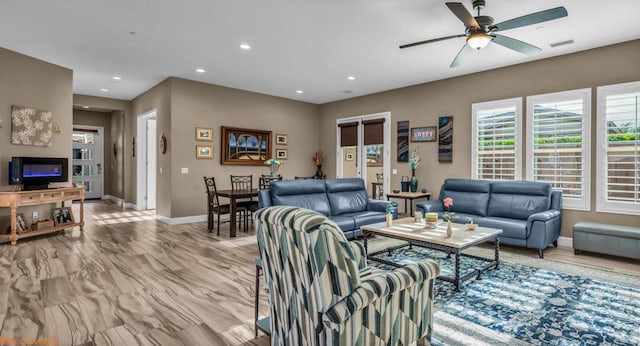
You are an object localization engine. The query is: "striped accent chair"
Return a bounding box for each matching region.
[255,206,440,345]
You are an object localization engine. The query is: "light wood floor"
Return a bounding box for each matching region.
[0,201,638,346]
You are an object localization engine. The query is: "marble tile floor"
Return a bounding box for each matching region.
[1,201,638,346]
[0,202,270,346]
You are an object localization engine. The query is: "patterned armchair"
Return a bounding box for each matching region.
[255,206,440,345]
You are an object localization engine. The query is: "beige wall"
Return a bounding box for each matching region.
[131,79,172,216]
[0,47,73,226]
[168,77,320,218]
[73,109,112,196]
[318,40,640,237]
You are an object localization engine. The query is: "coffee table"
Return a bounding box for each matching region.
[362,218,502,290]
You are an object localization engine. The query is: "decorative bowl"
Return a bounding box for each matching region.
[392,189,401,193]
[466,223,478,231]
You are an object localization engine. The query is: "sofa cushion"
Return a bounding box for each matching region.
[270,180,332,216]
[325,178,369,215]
[341,211,387,229]
[488,181,551,220]
[440,179,491,216]
[478,216,528,239]
[328,215,356,232]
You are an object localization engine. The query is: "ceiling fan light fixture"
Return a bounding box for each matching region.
[467,32,491,49]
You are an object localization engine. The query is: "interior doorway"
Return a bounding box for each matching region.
[72,126,104,199]
[336,112,391,199]
[136,110,157,210]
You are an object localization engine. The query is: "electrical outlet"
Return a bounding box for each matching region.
[32,211,39,222]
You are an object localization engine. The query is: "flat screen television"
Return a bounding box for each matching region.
[8,157,69,190]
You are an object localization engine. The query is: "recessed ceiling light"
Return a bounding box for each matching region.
[100,88,109,92]
[536,26,545,30]
[196,68,206,73]
[240,43,251,50]
[296,90,304,94]
[111,76,121,81]
[347,76,356,81]
[129,31,137,35]
[82,106,90,109]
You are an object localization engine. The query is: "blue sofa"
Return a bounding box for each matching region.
[416,179,562,258]
[258,178,398,239]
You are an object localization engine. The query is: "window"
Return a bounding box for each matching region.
[597,81,640,216]
[472,98,522,180]
[526,89,591,210]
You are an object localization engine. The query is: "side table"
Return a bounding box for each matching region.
[386,191,431,216]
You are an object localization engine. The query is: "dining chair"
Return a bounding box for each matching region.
[230,175,259,231]
[259,174,282,190]
[203,176,245,236]
[294,176,315,180]
[376,172,384,199]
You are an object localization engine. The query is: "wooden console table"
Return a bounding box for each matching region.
[0,187,84,245]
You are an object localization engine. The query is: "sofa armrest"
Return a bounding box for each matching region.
[416,200,444,214]
[322,259,440,325]
[527,209,561,223]
[367,199,399,219]
[258,190,272,208]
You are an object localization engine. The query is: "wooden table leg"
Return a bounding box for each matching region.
[10,204,17,245]
[229,197,237,237]
[80,195,85,232]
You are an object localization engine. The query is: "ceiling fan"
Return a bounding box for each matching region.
[400,0,568,67]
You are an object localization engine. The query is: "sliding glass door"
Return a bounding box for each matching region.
[336,112,390,199]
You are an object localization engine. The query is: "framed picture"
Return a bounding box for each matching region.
[221,126,272,165]
[438,116,453,163]
[276,149,288,160]
[397,121,409,162]
[53,207,74,226]
[196,145,214,159]
[196,127,213,141]
[345,152,354,161]
[16,213,30,232]
[275,133,287,145]
[411,126,437,142]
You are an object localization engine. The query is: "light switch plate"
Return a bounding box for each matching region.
[181,167,188,174]
[392,169,398,175]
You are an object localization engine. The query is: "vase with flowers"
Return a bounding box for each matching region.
[443,197,455,237]
[409,147,420,192]
[313,150,325,179]
[385,204,395,227]
[264,158,282,178]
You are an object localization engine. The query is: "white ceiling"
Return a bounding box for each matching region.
[1,0,639,104]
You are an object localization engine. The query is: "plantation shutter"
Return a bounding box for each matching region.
[476,106,518,180]
[599,86,640,213]
[527,89,591,210]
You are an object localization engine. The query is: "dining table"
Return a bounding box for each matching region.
[215,188,259,237]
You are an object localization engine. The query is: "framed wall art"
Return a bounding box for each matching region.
[196,145,214,159]
[11,105,53,147]
[345,152,354,161]
[221,126,272,165]
[438,116,453,163]
[397,121,409,162]
[276,149,288,160]
[410,126,437,142]
[53,207,74,226]
[196,127,213,141]
[275,133,287,145]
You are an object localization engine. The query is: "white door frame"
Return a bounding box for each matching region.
[335,111,391,195]
[72,125,104,199]
[136,109,157,210]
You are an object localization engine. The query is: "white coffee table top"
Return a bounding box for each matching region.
[362,218,503,249]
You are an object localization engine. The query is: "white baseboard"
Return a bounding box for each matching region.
[156,214,208,225]
[557,236,573,248]
[125,202,138,210]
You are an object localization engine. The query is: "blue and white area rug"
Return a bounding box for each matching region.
[368,244,640,346]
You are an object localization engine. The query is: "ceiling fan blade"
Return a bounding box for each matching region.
[446,2,479,28]
[399,34,466,49]
[492,7,567,32]
[492,34,541,54]
[450,44,473,68]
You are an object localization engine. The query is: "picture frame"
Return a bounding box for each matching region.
[276,149,288,160]
[16,213,30,232]
[411,126,437,142]
[345,152,354,161]
[196,145,214,159]
[221,126,272,165]
[53,207,74,226]
[196,127,213,141]
[275,133,287,145]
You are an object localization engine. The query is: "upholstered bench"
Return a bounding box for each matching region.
[573,222,640,260]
